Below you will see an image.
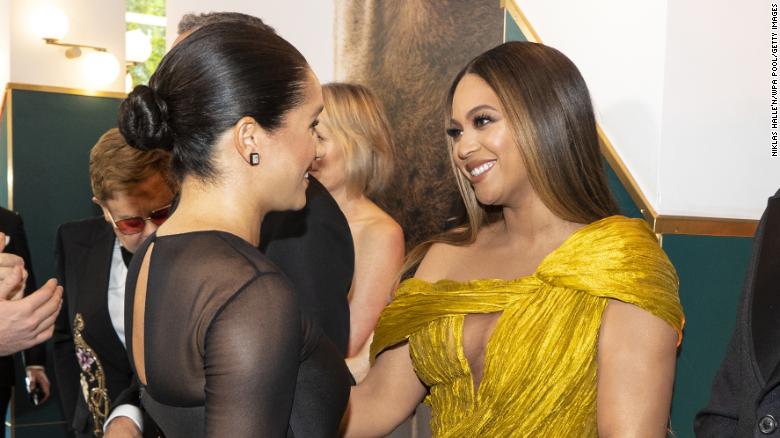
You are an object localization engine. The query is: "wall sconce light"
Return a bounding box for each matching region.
[33,4,120,88]
[34,5,108,57]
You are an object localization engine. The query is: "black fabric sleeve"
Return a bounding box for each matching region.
[51,227,81,430]
[112,375,141,408]
[260,179,354,357]
[203,273,301,437]
[694,326,741,436]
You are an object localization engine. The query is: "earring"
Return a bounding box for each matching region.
[250,152,260,166]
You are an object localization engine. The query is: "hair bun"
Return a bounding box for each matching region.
[118,85,174,152]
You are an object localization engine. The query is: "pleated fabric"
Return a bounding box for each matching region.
[370,215,684,437]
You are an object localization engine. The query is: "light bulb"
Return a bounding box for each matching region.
[126,29,152,64]
[83,51,120,88]
[33,5,69,41]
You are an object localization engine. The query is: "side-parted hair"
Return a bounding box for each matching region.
[322,83,395,198]
[403,41,619,275]
[89,128,176,201]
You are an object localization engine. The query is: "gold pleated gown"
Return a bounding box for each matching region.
[371,216,684,437]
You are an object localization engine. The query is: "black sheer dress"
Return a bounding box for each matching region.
[124,231,350,438]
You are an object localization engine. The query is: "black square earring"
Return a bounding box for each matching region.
[250,152,260,166]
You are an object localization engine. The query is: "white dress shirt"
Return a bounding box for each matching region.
[104,239,143,433]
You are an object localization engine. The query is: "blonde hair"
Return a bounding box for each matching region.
[403,42,619,276]
[90,128,176,201]
[322,83,395,198]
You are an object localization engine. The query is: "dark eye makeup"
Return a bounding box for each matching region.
[445,128,462,139]
[473,113,493,128]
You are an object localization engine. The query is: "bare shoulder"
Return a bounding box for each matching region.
[413,223,499,282]
[414,240,467,282]
[354,207,405,254]
[601,300,678,349]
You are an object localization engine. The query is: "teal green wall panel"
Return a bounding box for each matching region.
[8,89,122,438]
[605,159,642,219]
[665,234,753,437]
[504,10,527,42]
[11,89,120,283]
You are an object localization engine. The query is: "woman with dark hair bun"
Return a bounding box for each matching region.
[117,21,349,438]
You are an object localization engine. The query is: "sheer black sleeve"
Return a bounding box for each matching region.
[203,272,301,437]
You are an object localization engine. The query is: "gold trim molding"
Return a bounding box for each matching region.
[8,82,126,99]
[500,0,758,238]
[6,90,12,211]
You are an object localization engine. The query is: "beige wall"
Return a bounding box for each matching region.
[9,0,125,92]
[165,0,335,83]
[0,0,10,92]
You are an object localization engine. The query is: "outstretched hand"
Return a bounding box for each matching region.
[0,279,63,356]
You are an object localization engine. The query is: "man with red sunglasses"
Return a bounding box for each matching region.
[52,128,175,438]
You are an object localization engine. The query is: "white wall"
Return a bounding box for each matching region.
[166,0,335,83]
[515,0,779,220]
[659,0,777,219]
[515,0,669,215]
[0,0,10,92]
[9,0,125,92]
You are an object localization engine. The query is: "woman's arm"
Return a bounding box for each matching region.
[347,220,404,357]
[204,273,301,437]
[342,342,427,438]
[596,299,679,438]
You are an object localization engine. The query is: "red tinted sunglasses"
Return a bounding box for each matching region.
[107,204,172,235]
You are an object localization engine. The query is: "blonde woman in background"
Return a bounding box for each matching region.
[310,83,404,382]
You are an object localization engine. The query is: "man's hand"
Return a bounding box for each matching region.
[0,231,28,301]
[25,367,51,404]
[104,417,143,438]
[0,279,62,356]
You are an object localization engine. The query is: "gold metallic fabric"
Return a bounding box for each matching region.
[371,216,684,437]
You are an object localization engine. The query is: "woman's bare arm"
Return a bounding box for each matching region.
[596,299,678,438]
[342,342,427,438]
[347,220,404,357]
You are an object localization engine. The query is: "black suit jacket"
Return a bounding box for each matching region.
[53,217,150,436]
[0,207,45,388]
[696,189,780,437]
[260,177,354,357]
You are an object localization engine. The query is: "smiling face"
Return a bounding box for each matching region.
[262,71,324,211]
[447,73,529,207]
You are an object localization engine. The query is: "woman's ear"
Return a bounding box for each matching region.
[233,117,267,166]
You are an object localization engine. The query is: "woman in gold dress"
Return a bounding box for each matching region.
[342,42,684,437]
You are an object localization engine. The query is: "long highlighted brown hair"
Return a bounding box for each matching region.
[402,41,618,276]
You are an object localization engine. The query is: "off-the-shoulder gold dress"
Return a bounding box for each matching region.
[371,216,684,437]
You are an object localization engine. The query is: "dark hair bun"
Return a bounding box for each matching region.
[118,85,174,152]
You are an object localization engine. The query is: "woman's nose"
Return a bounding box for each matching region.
[455,135,480,161]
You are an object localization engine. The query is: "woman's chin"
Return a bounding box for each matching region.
[474,190,501,207]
